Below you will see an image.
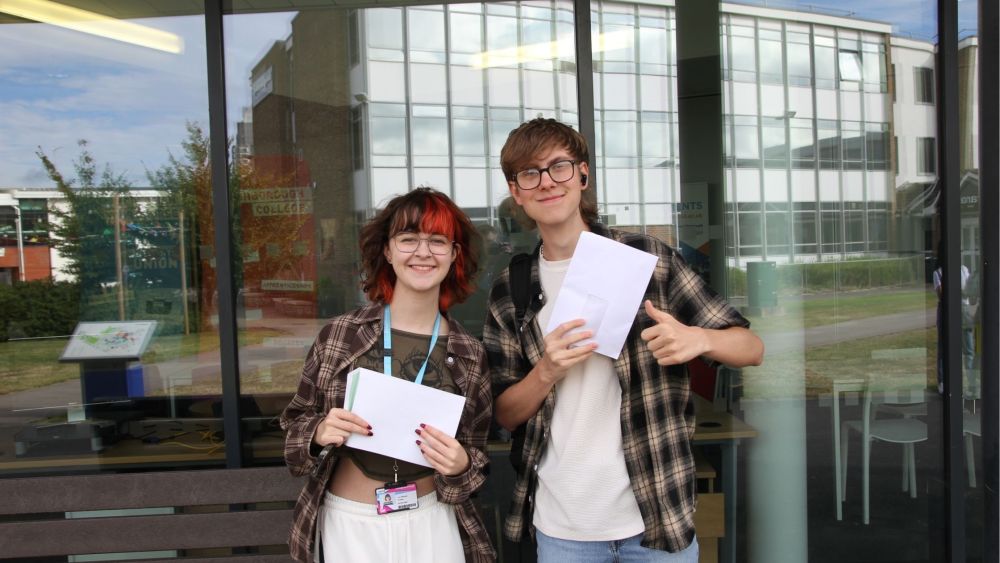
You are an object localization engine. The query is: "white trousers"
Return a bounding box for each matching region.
[318,491,465,563]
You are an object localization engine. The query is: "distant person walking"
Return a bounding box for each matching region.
[933,263,975,394]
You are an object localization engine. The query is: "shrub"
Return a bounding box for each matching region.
[0,280,81,341]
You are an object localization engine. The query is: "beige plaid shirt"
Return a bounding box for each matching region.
[483,224,750,553]
[280,303,496,562]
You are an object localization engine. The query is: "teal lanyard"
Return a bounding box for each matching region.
[383,305,441,386]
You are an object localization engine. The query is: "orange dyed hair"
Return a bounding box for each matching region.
[359,187,480,310]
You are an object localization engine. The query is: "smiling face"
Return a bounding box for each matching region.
[384,230,456,302]
[508,145,590,231]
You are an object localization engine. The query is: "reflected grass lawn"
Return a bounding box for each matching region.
[0,338,77,395]
[0,327,287,396]
[742,328,935,399]
[1,289,939,398]
[746,287,934,332]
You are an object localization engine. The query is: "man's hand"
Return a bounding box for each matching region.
[640,300,709,366]
[537,319,598,385]
[494,319,597,431]
[312,408,372,448]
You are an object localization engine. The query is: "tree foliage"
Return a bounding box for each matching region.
[36,141,137,317]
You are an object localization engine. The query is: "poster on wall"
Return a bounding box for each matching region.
[678,182,710,281]
[60,321,157,362]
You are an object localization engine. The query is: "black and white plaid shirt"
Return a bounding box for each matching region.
[484,223,750,553]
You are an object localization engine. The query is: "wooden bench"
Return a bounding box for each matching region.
[0,466,303,562]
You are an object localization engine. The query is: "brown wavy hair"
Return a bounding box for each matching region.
[499,117,599,225]
[359,187,480,310]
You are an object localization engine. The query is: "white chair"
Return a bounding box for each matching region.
[832,378,865,521]
[839,374,928,525]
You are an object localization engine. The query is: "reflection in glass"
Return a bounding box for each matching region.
[224,2,578,475]
[721,2,945,560]
[957,11,983,558]
[0,7,220,475]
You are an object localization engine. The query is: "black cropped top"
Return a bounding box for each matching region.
[340,328,459,482]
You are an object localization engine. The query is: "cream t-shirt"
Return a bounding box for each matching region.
[532,253,645,541]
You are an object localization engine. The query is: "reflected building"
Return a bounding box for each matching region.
[247,10,359,317]
[238,1,979,284]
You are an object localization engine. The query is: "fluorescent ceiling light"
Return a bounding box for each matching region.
[0,0,183,54]
[473,30,632,69]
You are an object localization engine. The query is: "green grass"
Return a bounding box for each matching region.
[742,328,935,400]
[0,327,288,396]
[0,288,938,398]
[0,338,78,394]
[745,287,934,332]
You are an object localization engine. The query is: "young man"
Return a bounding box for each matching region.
[484,118,764,562]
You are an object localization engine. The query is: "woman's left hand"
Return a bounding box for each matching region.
[415,424,470,477]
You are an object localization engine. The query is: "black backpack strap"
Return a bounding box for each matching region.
[509,252,534,331]
[506,252,534,479]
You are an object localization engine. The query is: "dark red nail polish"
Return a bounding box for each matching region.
[368,431,373,436]
[415,439,422,446]
[367,425,372,430]
[415,428,421,435]
[420,423,426,428]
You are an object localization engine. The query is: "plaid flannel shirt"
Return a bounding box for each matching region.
[280,303,496,562]
[483,223,750,553]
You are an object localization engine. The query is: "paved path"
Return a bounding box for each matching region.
[761,308,936,355]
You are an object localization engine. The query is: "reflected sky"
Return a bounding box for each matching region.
[729,0,978,40]
[0,16,209,186]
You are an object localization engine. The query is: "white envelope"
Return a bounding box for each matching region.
[545,231,658,358]
[344,367,466,467]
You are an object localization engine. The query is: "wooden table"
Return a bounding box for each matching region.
[692,394,758,563]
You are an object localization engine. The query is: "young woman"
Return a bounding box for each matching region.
[281,188,495,563]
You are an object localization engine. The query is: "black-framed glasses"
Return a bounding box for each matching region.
[391,232,455,255]
[513,159,577,190]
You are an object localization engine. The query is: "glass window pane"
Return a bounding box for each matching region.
[368,8,404,50]
[722,4,946,563]
[787,42,812,83]
[732,34,756,72]
[409,9,445,52]
[839,49,862,81]
[411,117,449,155]
[220,2,578,483]
[759,39,783,83]
[814,44,837,88]
[639,26,667,65]
[0,3,218,474]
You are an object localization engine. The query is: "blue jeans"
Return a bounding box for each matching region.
[536,530,699,563]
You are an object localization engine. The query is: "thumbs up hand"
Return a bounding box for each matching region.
[639,300,709,366]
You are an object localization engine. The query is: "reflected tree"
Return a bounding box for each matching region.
[36,140,137,322]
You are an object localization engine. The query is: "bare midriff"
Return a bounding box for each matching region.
[328,457,437,504]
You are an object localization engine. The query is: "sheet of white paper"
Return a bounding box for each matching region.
[343,367,467,467]
[545,231,658,358]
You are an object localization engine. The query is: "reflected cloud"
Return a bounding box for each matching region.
[0,17,209,187]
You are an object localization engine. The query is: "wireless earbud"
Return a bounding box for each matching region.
[580,174,588,185]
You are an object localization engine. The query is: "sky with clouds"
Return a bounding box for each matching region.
[0,11,293,188]
[0,1,982,189]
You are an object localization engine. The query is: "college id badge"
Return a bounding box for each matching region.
[375,481,418,515]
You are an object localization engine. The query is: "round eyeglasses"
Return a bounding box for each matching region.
[513,159,577,190]
[391,233,455,255]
